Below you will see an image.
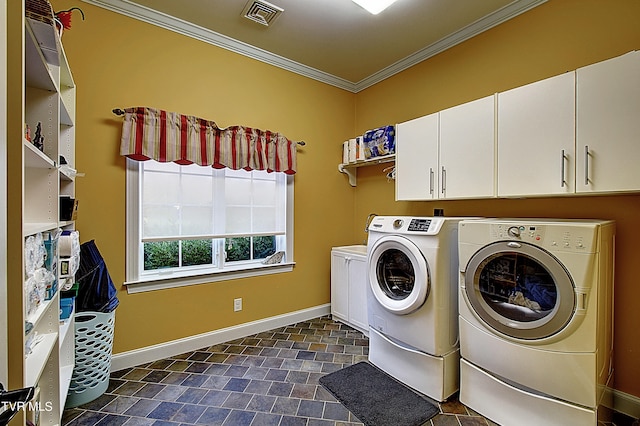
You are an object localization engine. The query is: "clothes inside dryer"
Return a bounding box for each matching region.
[464,240,576,340]
[478,252,557,322]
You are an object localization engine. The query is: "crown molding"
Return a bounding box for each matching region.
[82,0,546,93]
[354,0,547,91]
[82,0,356,91]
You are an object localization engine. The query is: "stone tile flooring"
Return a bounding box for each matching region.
[62,316,637,426]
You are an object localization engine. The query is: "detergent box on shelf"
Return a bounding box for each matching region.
[363,125,395,159]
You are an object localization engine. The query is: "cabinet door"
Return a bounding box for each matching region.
[347,256,368,333]
[440,95,495,199]
[497,72,575,197]
[330,252,349,322]
[395,113,439,200]
[576,51,640,193]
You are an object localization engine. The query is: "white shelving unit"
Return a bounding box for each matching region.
[7,5,77,424]
[338,154,395,186]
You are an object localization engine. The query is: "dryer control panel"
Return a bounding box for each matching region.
[489,222,599,253]
[491,224,545,242]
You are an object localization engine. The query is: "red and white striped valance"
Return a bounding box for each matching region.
[119,107,297,174]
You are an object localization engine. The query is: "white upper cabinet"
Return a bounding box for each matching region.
[497,72,576,197]
[440,94,495,199]
[576,51,640,193]
[392,50,639,200]
[396,96,496,201]
[396,112,439,200]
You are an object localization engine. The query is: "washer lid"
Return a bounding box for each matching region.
[463,241,576,340]
[368,235,430,315]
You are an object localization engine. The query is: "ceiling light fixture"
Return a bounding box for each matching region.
[351,0,399,15]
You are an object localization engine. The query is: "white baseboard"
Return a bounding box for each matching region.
[614,388,640,419]
[110,304,331,372]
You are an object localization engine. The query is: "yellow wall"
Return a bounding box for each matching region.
[51,0,640,399]
[52,1,357,352]
[355,0,640,398]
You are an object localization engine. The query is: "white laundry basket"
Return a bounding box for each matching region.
[65,310,115,408]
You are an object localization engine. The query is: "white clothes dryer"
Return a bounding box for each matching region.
[366,216,465,401]
[458,218,615,426]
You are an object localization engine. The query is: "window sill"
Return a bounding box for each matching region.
[124,261,296,294]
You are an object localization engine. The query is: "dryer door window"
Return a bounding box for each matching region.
[368,235,430,315]
[464,241,575,339]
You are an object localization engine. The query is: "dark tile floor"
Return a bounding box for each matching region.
[62,316,637,426]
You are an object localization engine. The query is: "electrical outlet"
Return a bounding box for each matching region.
[234,298,242,312]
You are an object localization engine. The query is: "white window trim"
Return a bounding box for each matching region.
[124,159,295,293]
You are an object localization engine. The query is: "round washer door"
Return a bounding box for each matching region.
[464,241,576,340]
[368,235,430,315]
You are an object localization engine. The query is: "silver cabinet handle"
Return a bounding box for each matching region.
[441,166,446,194]
[560,149,566,187]
[584,145,590,185]
[429,168,434,195]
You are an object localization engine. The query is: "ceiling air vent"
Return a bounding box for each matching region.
[242,0,284,26]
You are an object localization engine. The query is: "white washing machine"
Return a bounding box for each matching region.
[458,218,615,426]
[366,216,464,401]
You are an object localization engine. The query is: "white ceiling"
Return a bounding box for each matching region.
[82,0,546,92]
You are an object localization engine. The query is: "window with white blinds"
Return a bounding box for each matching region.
[125,160,294,292]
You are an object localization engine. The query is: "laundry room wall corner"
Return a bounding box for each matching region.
[353,0,640,403]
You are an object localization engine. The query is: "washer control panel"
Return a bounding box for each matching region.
[368,216,453,235]
[408,218,431,232]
